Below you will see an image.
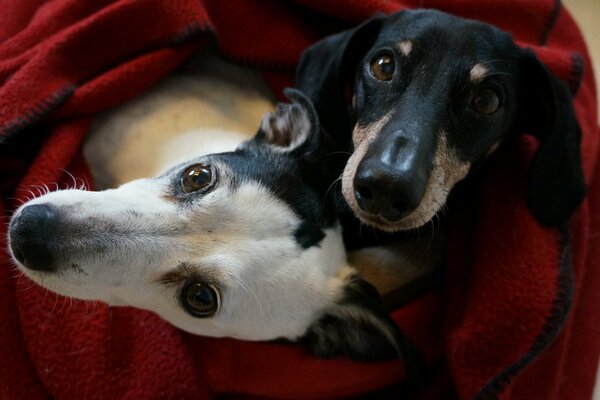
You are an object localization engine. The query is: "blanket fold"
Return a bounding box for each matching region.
[0,1,598,399]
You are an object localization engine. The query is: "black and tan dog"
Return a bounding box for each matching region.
[297,9,585,233]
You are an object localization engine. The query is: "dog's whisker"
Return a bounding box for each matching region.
[49,291,60,315]
[485,71,513,78]
[16,278,38,292]
[67,296,74,313]
[41,285,50,306]
[28,185,42,197]
[229,274,264,317]
[479,59,507,66]
[60,168,79,190]
[326,151,352,157]
[324,174,343,202]
[82,175,92,191]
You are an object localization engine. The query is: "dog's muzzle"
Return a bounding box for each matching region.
[10,204,58,272]
[353,129,431,222]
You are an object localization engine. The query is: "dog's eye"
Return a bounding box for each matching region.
[182,282,220,318]
[181,163,213,193]
[369,53,395,81]
[472,89,501,114]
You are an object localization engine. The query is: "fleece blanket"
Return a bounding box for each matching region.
[0,1,598,399]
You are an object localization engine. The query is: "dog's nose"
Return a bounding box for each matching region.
[353,157,427,222]
[9,204,58,272]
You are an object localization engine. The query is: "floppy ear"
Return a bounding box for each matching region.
[302,274,428,386]
[519,50,586,227]
[252,88,320,155]
[295,16,384,146]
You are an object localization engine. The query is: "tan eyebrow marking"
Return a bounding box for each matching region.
[398,40,413,56]
[156,262,223,286]
[470,63,488,83]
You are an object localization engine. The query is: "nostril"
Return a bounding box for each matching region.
[392,200,407,212]
[380,200,413,222]
[355,186,373,201]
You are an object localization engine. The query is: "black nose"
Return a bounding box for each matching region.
[9,204,58,271]
[353,157,427,222]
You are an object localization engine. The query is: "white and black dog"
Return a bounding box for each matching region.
[7,55,425,378]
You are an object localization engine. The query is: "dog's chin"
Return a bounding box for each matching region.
[351,206,436,232]
[341,187,441,233]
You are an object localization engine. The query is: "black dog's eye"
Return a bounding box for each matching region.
[472,88,501,114]
[182,282,220,318]
[369,53,395,81]
[181,163,213,193]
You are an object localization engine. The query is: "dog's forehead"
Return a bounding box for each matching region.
[163,146,286,181]
[207,147,291,182]
[379,10,519,64]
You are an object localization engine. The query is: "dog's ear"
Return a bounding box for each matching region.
[295,16,385,145]
[519,50,586,227]
[253,88,321,155]
[302,274,428,386]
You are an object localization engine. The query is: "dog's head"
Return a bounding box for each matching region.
[8,90,424,369]
[297,9,585,231]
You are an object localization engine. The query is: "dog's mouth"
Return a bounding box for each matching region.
[347,194,441,232]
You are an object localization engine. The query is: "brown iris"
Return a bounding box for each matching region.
[180,163,213,193]
[182,282,220,318]
[370,53,395,81]
[472,88,501,114]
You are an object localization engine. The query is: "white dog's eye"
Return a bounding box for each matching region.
[182,282,220,318]
[181,163,213,193]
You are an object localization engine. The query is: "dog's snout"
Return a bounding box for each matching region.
[354,158,426,221]
[9,204,58,271]
[353,126,434,222]
[353,130,431,222]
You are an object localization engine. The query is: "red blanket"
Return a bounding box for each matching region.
[0,1,598,399]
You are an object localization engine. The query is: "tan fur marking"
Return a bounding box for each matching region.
[470,64,488,83]
[486,141,501,157]
[342,113,394,216]
[351,112,394,148]
[156,262,224,286]
[398,40,413,56]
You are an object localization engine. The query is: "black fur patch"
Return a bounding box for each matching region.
[294,222,326,249]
